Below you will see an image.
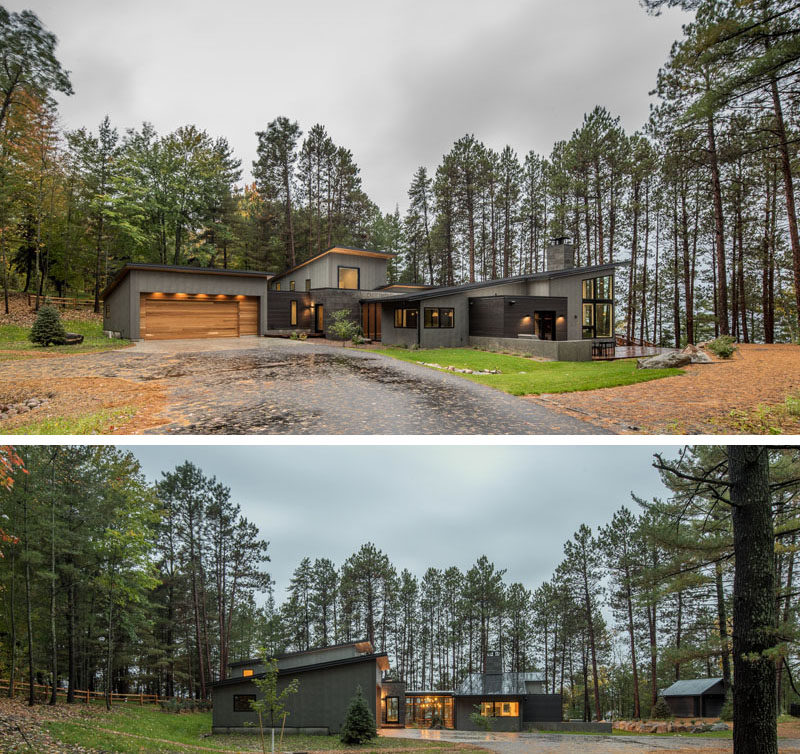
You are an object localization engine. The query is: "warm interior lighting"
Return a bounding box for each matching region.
[196,293,208,298]
[243,669,254,677]
[235,294,245,299]
[175,293,188,298]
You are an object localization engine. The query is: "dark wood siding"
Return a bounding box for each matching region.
[469,296,569,339]
[666,696,699,717]
[267,291,312,329]
[523,694,562,723]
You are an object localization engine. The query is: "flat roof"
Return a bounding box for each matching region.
[360,262,626,303]
[101,263,274,299]
[270,246,396,282]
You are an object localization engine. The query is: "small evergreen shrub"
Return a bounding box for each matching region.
[707,335,737,359]
[327,309,361,343]
[720,691,733,721]
[340,685,377,744]
[29,304,67,346]
[469,705,492,731]
[650,697,672,720]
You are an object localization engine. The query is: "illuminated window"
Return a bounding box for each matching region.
[479,701,519,717]
[233,694,256,712]
[394,308,418,328]
[242,669,254,677]
[305,279,311,291]
[290,300,298,327]
[385,696,399,723]
[582,274,614,339]
[274,282,281,291]
[338,266,359,289]
[290,280,295,291]
[423,308,455,329]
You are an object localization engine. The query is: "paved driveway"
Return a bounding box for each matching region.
[380,727,800,753]
[2,337,608,434]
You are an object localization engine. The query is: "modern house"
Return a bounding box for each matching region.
[102,240,624,361]
[210,643,562,735]
[660,678,726,718]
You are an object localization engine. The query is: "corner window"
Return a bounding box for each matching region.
[582,274,614,339]
[385,696,399,723]
[394,308,418,328]
[233,694,256,712]
[338,266,359,290]
[424,307,454,329]
[479,701,519,717]
[289,280,295,291]
[290,300,298,327]
[305,279,311,291]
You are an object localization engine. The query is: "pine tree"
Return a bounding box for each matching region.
[28,303,66,345]
[339,685,377,744]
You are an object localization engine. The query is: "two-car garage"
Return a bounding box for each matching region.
[101,264,271,341]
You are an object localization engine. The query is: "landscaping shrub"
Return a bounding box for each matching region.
[340,685,377,744]
[327,309,361,343]
[650,697,672,720]
[720,691,733,721]
[29,304,67,346]
[707,335,737,359]
[469,705,492,731]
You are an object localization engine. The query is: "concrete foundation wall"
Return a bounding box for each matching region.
[528,721,612,733]
[468,336,593,362]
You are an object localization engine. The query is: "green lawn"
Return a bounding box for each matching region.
[45,706,480,754]
[5,407,135,435]
[375,347,683,395]
[0,319,131,359]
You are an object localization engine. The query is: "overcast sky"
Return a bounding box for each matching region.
[12,0,689,212]
[122,444,677,599]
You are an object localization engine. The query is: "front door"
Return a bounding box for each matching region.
[315,303,324,333]
[534,311,556,341]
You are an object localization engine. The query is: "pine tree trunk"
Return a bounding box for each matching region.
[707,115,729,335]
[728,445,777,754]
[715,563,731,688]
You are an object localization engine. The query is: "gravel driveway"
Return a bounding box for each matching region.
[380,727,800,753]
[1,337,608,435]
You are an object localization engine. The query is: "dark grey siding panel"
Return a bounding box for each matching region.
[703,695,725,718]
[468,298,504,337]
[469,296,568,340]
[103,276,132,337]
[666,696,698,717]
[310,289,364,334]
[266,291,312,330]
[381,301,419,347]
[212,659,378,733]
[522,694,562,723]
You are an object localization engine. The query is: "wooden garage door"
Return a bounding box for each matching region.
[238,297,259,335]
[142,297,241,339]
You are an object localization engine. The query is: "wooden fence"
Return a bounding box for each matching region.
[0,678,162,706]
[26,294,95,309]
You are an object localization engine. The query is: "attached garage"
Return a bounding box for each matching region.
[139,294,259,340]
[101,264,272,340]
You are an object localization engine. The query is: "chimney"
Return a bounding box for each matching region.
[546,237,575,271]
[485,652,502,675]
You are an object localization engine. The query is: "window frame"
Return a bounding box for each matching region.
[423,307,455,329]
[479,701,519,717]
[233,694,256,712]
[290,300,298,327]
[394,307,419,329]
[581,274,614,340]
[305,278,311,291]
[385,695,400,723]
[274,282,281,291]
[289,280,295,291]
[338,265,360,290]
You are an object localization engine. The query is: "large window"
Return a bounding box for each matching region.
[582,274,614,339]
[385,696,399,724]
[338,266,359,290]
[479,701,519,717]
[424,307,454,328]
[290,300,298,327]
[406,695,454,728]
[394,308,418,328]
[233,694,256,712]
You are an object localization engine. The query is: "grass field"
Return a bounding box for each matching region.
[0,319,130,359]
[43,705,482,754]
[4,406,136,435]
[375,347,683,396]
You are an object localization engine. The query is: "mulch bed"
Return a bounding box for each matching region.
[526,344,800,434]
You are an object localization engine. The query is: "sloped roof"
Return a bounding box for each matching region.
[661,678,724,697]
[456,672,546,696]
[270,246,396,282]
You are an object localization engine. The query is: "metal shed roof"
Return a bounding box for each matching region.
[661,678,724,697]
[456,672,546,696]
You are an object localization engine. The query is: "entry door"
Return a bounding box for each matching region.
[315,303,324,332]
[535,311,556,341]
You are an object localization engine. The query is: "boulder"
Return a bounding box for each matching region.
[709,722,730,731]
[690,350,713,364]
[63,332,84,345]
[637,352,692,369]
[691,724,711,733]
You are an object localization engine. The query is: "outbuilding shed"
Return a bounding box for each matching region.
[661,678,726,718]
